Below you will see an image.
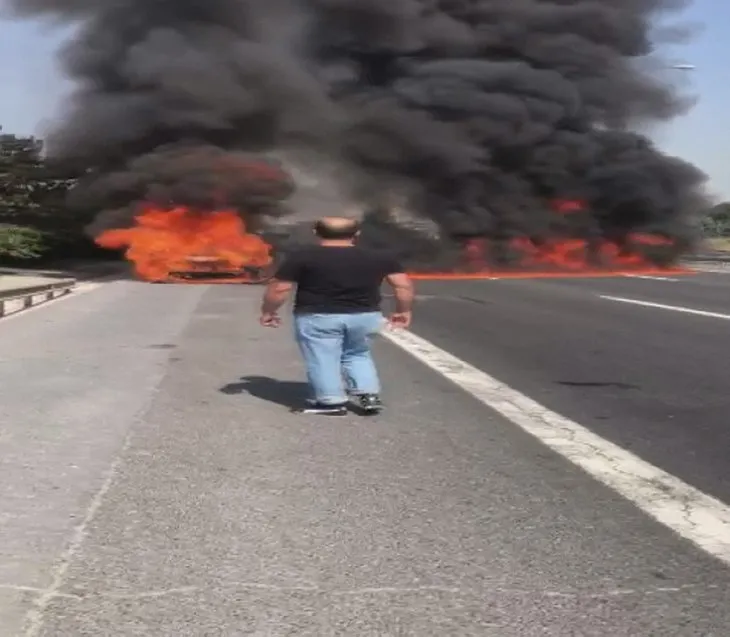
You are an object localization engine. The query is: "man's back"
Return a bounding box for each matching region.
[276,245,402,314]
[260,216,414,414]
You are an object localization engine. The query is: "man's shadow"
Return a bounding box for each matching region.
[219,375,309,409]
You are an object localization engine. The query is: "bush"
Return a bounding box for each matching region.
[0,224,48,260]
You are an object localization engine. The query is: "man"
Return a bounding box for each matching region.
[259,216,414,415]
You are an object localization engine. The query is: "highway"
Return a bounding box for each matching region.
[1,272,729,635]
[408,271,730,505]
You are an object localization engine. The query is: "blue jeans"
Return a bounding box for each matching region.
[294,312,384,404]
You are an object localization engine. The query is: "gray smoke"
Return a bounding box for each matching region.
[5,0,708,249]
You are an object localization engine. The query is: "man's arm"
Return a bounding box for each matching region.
[385,272,414,312]
[384,271,414,327]
[261,279,294,315]
[259,252,299,326]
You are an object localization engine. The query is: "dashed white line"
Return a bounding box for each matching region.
[622,274,679,282]
[600,295,730,320]
[381,328,730,565]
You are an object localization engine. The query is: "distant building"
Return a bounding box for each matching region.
[0,127,43,160]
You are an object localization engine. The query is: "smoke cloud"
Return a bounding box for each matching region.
[4,0,709,248]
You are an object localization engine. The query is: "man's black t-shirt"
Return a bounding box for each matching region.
[275,245,404,314]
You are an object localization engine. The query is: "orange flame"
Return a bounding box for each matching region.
[96,205,272,282]
[409,234,690,280]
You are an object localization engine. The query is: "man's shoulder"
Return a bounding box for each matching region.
[357,246,404,267]
[279,244,319,261]
[353,246,399,259]
[279,244,401,266]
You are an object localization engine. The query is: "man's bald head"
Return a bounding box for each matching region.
[313,216,360,241]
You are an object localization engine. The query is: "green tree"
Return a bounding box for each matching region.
[702,202,730,237]
[0,126,96,262]
[0,224,46,259]
[0,128,49,259]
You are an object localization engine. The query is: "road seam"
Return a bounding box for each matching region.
[1,580,714,601]
[21,431,133,637]
[382,328,730,566]
[19,281,205,635]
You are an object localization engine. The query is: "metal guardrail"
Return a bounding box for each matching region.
[684,254,730,263]
[0,279,76,317]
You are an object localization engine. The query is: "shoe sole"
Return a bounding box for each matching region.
[292,408,347,416]
[359,405,383,415]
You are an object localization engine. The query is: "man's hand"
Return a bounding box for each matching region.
[259,312,281,328]
[387,311,411,329]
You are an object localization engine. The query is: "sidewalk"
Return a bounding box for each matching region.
[0,282,729,635]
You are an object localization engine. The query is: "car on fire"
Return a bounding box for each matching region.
[163,254,273,284]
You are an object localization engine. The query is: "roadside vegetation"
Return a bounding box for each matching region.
[0,127,108,265]
[702,203,730,252]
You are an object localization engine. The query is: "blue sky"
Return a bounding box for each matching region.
[0,0,727,201]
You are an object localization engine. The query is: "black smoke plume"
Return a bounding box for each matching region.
[5,0,709,257]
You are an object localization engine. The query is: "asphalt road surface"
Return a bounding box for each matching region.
[408,271,730,505]
[1,274,729,635]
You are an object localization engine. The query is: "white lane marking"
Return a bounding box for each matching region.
[381,328,730,565]
[622,274,679,282]
[600,295,730,320]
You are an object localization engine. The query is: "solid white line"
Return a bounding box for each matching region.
[622,274,679,282]
[381,328,730,565]
[600,295,730,320]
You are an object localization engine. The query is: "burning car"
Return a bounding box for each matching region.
[164,254,273,284]
[96,206,276,284]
